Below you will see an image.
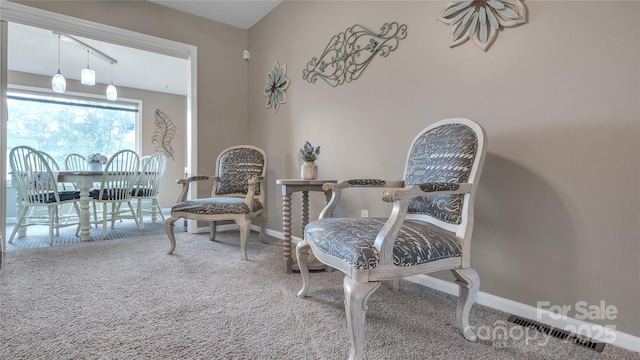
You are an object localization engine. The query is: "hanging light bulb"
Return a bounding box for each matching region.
[106,61,117,101]
[51,34,66,93]
[81,50,96,86]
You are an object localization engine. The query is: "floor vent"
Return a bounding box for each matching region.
[507,315,606,352]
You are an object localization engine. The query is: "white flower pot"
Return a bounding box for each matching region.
[89,162,103,171]
[301,162,318,180]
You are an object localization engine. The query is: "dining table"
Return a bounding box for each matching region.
[11,170,104,241]
[12,170,155,241]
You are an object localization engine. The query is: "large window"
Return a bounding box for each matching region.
[6,90,138,172]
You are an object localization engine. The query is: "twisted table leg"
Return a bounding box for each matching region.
[282,192,293,273]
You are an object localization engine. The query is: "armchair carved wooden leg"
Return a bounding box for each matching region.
[452,268,480,341]
[295,240,312,297]
[382,279,400,291]
[344,276,381,360]
[210,221,217,241]
[259,215,267,243]
[164,216,180,255]
[236,219,250,260]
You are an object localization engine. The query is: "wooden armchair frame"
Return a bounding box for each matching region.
[164,145,267,260]
[296,118,487,360]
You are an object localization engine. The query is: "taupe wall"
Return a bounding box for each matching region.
[6,70,186,213]
[13,0,640,340]
[247,1,640,337]
[16,0,250,200]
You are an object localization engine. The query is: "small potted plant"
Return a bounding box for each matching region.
[299,141,320,180]
[87,153,108,171]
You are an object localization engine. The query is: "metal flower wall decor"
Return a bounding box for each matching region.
[303,22,408,87]
[438,0,527,51]
[265,61,289,111]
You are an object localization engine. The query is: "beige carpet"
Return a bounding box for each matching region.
[1,231,637,359]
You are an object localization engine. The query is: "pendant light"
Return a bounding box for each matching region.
[81,50,96,86]
[51,35,66,93]
[106,61,118,101]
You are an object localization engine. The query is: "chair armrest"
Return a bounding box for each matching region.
[322,179,405,191]
[373,182,472,265]
[244,176,265,209]
[381,182,472,202]
[174,175,218,203]
[319,179,405,219]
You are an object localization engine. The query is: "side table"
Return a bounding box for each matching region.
[276,179,337,273]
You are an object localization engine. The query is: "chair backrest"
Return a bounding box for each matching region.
[135,153,167,197]
[65,153,87,171]
[213,145,267,202]
[9,146,64,204]
[39,151,61,171]
[97,150,140,201]
[403,118,487,233]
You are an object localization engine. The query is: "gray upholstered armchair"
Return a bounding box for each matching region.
[164,145,267,260]
[296,118,487,360]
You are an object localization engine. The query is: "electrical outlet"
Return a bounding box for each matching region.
[361,209,369,218]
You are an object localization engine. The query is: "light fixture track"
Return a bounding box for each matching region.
[53,32,118,65]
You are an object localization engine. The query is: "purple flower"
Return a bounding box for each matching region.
[300,141,320,162]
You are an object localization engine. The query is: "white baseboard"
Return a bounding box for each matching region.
[405,274,640,353]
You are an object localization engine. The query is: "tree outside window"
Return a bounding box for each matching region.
[6,92,137,170]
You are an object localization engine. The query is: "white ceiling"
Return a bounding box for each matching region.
[147,0,282,30]
[6,1,281,96]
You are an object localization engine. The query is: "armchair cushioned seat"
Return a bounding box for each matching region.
[172,197,263,215]
[305,218,461,269]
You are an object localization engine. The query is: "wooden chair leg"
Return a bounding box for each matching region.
[209,221,217,241]
[382,279,399,291]
[54,206,60,236]
[452,268,479,341]
[9,207,28,243]
[237,219,250,260]
[110,203,117,229]
[101,203,108,239]
[48,206,55,245]
[137,199,144,230]
[127,201,140,230]
[153,198,165,222]
[92,201,98,228]
[259,215,267,243]
[344,276,380,360]
[296,241,311,297]
[164,217,179,255]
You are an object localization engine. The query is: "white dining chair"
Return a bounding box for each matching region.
[132,153,168,229]
[89,149,140,239]
[9,146,81,245]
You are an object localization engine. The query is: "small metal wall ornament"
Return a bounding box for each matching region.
[438,0,527,51]
[303,22,408,87]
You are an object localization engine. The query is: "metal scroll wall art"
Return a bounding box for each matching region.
[438,0,527,51]
[303,22,408,87]
[152,109,176,161]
